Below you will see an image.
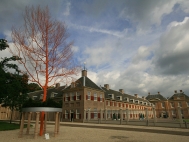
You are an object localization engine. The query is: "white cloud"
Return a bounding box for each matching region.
[63,2,71,16]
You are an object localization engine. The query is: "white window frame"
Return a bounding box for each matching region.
[94,109,97,119]
[161,102,165,108]
[187,102,189,107]
[172,110,175,115]
[108,101,110,106]
[76,92,80,100]
[65,110,68,119]
[70,93,74,101]
[76,109,80,119]
[178,102,182,107]
[100,94,102,102]
[108,110,111,118]
[94,93,97,101]
[170,102,174,108]
[65,94,68,101]
[88,91,91,100]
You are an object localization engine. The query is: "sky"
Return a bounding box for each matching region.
[1,0,189,98]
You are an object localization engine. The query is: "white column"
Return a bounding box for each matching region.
[83,109,86,123]
[126,108,129,123]
[105,108,107,121]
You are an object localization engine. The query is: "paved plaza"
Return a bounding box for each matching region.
[0,122,188,142]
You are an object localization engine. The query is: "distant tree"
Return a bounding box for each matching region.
[28,83,42,92]
[10,6,80,135]
[0,39,29,123]
[0,39,9,50]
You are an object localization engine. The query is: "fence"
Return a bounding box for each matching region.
[83,107,189,129]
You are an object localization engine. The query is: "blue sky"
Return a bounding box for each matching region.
[1,0,189,98]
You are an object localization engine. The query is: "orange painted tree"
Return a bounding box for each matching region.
[10,6,79,136]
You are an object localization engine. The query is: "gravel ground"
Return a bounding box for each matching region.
[0,124,188,142]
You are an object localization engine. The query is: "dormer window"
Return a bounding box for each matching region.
[116,96,122,101]
[32,96,37,100]
[135,100,139,104]
[40,94,43,100]
[51,92,58,98]
[140,101,143,105]
[129,99,134,103]
[108,94,114,99]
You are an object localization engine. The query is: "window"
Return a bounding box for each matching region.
[170,102,174,108]
[87,92,91,100]
[70,93,74,101]
[76,92,80,100]
[172,110,175,115]
[161,102,165,108]
[94,93,97,101]
[178,102,182,107]
[65,94,68,101]
[100,94,102,102]
[108,110,111,118]
[94,109,97,119]
[76,109,80,119]
[65,110,68,119]
[181,110,183,115]
[177,97,180,99]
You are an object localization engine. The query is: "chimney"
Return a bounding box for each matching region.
[134,94,138,98]
[174,90,177,93]
[142,96,146,100]
[82,70,87,77]
[56,83,60,88]
[158,92,160,95]
[104,84,109,90]
[180,90,182,93]
[148,92,150,95]
[119,89,124,94]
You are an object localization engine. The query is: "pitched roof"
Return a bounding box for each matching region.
[101,87,150,103]
[28,85,67,100]
[168,92,189,100]
[146,94,167,101]
[64,76,103,91]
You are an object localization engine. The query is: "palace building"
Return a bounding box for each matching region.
[146,90,189,119]
[62,69,154,122]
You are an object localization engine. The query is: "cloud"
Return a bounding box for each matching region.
[63,2,71,16]
[153,17,189,75]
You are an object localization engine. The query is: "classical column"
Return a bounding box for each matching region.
[26,112,32,134]
[120,109,123,125]
[44,112,47,134]
[177,107,183,127]
[105,108,107,121]
[126,108,129,124]
[57,113,60,135]
[145,108,149,120]
[34,112,40,139]
[111,110,113,119]
[54,112,59,137]
[100,109,103,122]
[69,110,71,121]
[87,109,90,122]
[18,112,25,138]
[83,109,86,123]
